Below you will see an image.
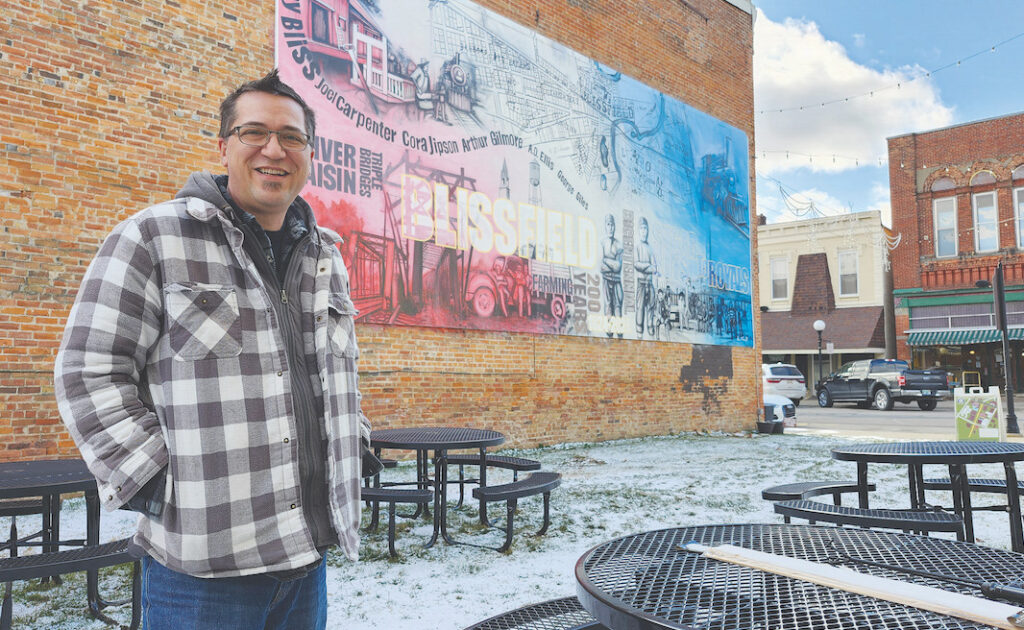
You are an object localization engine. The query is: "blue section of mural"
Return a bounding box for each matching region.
[277,0,753,346]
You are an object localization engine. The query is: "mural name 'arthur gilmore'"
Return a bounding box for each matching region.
[276,0,753,345]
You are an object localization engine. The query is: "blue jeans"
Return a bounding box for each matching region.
[141,556,327,629]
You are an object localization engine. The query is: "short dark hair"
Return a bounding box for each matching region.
[219,69,316,141]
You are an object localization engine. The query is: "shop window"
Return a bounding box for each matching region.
[973,191,998,252]
[933,196,957,257]
[838,250,858,297]
[770,256,788,300]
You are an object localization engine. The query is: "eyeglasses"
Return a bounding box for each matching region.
[228,125,311,151]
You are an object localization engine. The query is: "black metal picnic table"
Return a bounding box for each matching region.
[0,459,116,623]
[576,523,1024,630]
[831,441,1024,551]
[369,427,505,546]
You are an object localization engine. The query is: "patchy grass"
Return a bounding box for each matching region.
[7,431,1020,629]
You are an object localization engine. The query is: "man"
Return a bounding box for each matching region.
[634,216,658,338]
[600,213,623,338]
[54,69,369,629]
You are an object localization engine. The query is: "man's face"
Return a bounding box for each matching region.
[218,91,312,229]
[605,215,615,237]
[639,220,648,242]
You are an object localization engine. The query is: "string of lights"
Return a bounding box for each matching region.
[758,30,1024,115]
[757,149,888,168]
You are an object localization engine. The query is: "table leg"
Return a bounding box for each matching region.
[1004,462,1024,552]
[949,464,973,543]
[907,464,922,509]
[424,450,439,549]
[438,450,457,545]
[477,447,492,527]
[85,490,104,621]
[416,450,430,519]
[40,493,63,586]
[857,462,870,508]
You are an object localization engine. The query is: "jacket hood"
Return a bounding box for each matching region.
[174,171,329,246]
[176,171,232,210]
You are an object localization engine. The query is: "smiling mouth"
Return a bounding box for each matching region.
[255,167,290,176]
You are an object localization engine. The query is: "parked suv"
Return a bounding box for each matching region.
[816,358,948,411]
[761,363,807,406]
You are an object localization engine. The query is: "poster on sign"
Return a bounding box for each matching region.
[953,386,1005,441]
[275,0,752,345]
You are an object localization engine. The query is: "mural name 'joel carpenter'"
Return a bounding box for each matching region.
[276,0,753,346]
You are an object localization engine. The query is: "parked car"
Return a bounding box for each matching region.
[761,363,807,406]
[763,393,797,427]
[816,358,949,411]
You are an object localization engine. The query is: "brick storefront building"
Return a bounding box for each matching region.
[888,112,1024,390]
[0,0,756,461]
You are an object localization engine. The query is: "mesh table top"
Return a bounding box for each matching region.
[831,441,1024,464]
[0,459,95,499]
[370,427,506,450]
[576,524,1024,630]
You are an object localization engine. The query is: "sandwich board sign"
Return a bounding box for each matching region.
[953,386,1005,441]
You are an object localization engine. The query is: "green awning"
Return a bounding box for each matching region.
[907,329,1001,346]
[1009,328,1024,341]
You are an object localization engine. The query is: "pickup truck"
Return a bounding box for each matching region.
[816,359,949,411]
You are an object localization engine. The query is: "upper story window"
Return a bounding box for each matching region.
[973,190,998,252]
[933,196,957,257]
[838,250,859,297]
[971,170,997,186]
[770,256,788,300]
[1013,165,1024,247]
[1015,186,1024,248]
[931,177,956,192]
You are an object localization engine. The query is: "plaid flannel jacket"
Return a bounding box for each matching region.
[55,184,369,577]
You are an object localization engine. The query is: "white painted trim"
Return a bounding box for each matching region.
[724,0,753,14]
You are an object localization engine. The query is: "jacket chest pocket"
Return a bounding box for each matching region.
[326,293,358,358]
[165,283,243,360]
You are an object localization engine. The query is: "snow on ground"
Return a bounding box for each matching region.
[5,431,1021,629]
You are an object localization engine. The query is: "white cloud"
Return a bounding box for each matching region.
[852,33,866,48]
[866,182,893,228]
[759,186,851,224]
[754,9,955,175]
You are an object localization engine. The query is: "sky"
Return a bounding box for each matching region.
[753,1,1024,227]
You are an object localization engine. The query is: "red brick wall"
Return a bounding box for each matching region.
[0,0,755,460]
[887,113,1024,360]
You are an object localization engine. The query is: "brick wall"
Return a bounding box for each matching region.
[0,0,756,460]
[887,112,1024,360]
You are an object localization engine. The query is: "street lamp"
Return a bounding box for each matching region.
[977,262,1020,434]
[813,319,826,393]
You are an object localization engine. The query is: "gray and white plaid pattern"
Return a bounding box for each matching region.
[55,192,368,577]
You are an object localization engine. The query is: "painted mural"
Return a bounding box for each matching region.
[275,0,753,346]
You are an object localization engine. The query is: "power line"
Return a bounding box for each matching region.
[758,30,1024,115]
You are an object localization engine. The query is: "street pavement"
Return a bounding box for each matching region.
[786,395,1024,441]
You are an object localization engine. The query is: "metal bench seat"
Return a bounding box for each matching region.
[472,472,561,552]
[922,477,1024,493]
[762,481,877,522]
[773,499,965,537]
[462,596,605,630]
[445,455,542,511]
[361,487,433,557]
[0,537,139,630]
[761,480,875,503]
[446,454,542,472]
